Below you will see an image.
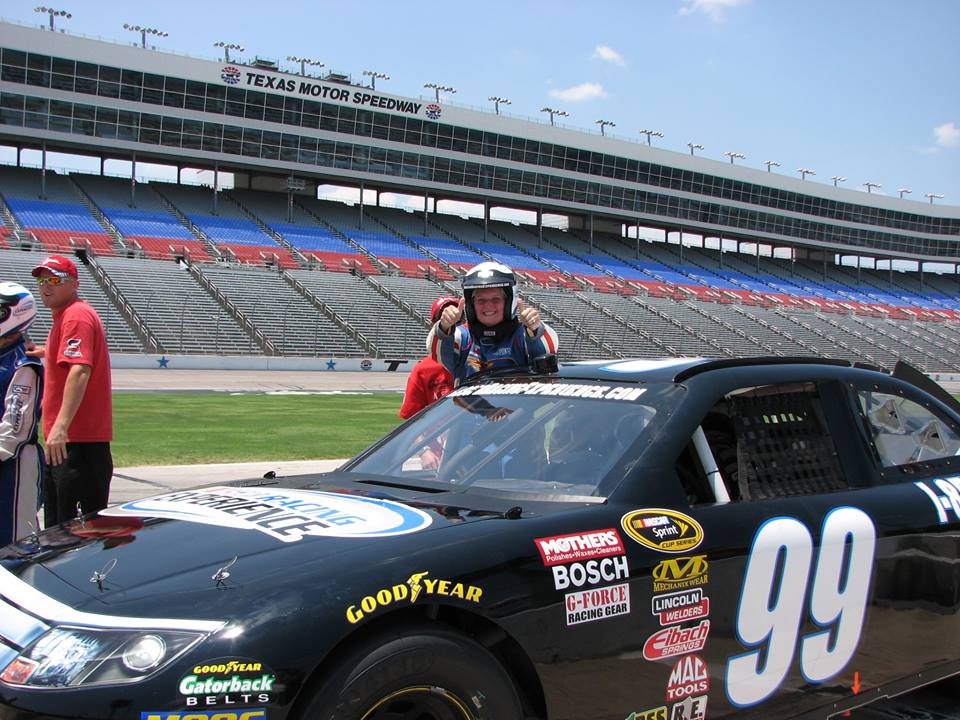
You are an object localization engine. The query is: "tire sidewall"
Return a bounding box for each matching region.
[301,626,522,720]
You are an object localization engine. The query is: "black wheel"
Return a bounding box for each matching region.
[297,624,523,720]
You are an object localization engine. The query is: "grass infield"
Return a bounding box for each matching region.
[112,393,403,467]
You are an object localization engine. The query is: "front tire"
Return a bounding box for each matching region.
[298,623,523,720]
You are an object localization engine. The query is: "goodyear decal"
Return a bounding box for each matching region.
[102,487,432,541]
[346,571,482,624]
[622,509,703,553]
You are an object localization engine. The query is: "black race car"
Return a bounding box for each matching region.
[2,356,960,720]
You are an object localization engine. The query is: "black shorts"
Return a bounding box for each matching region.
[44,442,113,527]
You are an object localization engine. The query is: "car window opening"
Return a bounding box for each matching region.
[679,382,849,504]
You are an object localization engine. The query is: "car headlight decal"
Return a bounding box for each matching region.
[0,627,204,688]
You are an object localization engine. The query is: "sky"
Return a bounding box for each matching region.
[2,0,959,211]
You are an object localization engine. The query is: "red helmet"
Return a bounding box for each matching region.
[430,296,459,325]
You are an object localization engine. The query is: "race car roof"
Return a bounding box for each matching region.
[557,356,856,384]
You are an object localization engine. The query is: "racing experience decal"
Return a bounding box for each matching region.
[101,487,433,541]
[725,507,876,707]
[346,571,483,623]
[622,510,704,553]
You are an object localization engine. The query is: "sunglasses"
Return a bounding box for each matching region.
[36,275,69,286]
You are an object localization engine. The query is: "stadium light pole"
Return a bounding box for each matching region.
[925,193,944,204]
[687,143,704,156]
[863,182,881,194]
[797,167,816,181]
[639,129,664,146]
[724,151,746,165]
[213,41,244,63]
[595,119,616,136]
[34,6,71,30]
[123,24,168,48]
[897,188,912,199]
[488,96,511,115]
[540,107,569,126]
[424,83,456,103]
[288,56,324,76]
[831,175,846,187]
[363,70,389,90]
[763,160,780,172]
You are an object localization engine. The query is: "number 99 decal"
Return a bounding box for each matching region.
[726,507,876,707]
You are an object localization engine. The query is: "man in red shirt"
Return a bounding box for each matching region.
[30,255,113,526]
[399,296,457,420]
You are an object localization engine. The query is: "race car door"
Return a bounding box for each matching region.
[660,375,960,720]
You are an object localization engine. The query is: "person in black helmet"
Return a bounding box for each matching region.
[427,262,558,384]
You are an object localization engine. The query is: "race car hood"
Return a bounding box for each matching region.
[0,472,552,613]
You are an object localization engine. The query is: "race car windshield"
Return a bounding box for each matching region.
[348,380,672,500]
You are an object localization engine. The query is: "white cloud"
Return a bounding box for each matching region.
[548,82,607,102]
[934,121,960,148]
[678,0,750,22]
[592,44,625,66]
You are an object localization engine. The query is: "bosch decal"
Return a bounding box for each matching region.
[652,555,708,592]
[653,588,710,626]
[622,509,703,553]
[914,476,960,524]
[564,582,630,626]
[666,654,709,702]
[346,571,482,624]
[642,620,710,661]
[626,706,667,720]
[101,487,433,541]
[534,528,624,566]
[551,555,628,590]
[669,694,707,720]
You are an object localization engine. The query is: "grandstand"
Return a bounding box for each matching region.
[1,18,959,371]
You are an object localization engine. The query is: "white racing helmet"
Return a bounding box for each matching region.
[0,282,37,339]
[461,261,518,343]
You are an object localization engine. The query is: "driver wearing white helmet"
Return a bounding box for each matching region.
[427,262,559,384]
[0,282,43,545]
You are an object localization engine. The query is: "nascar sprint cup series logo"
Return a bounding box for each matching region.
[621,509,703,553]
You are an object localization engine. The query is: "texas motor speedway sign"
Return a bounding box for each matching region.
[219,65,439,119]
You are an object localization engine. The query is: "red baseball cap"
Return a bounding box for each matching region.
[31,255,78,280]
[430,296,459,324]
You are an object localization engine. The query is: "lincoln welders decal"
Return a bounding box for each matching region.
[622,509,703,553]
[101,487,433,541]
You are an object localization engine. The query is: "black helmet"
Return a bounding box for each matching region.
[462,262,518,344]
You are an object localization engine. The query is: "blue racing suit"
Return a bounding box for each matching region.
[0,339,43,545]
[427,319,559,386]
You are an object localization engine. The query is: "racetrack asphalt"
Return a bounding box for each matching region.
[108,369,404,505]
